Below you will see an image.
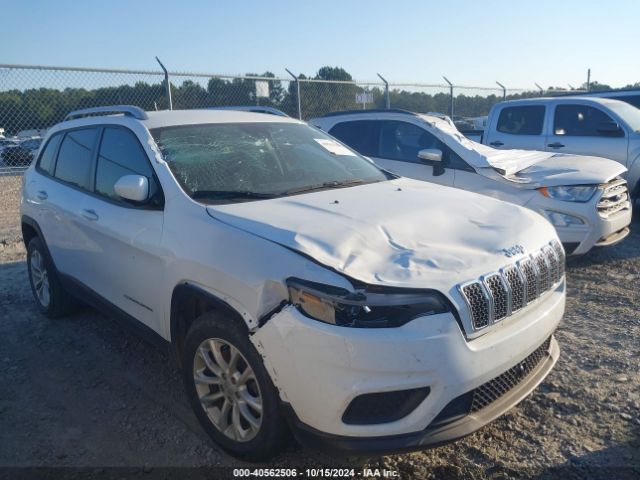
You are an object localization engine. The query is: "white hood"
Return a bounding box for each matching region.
[206,178,557,290]
[420,114,627,181]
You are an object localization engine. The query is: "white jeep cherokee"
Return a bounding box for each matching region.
[21,106,565,461]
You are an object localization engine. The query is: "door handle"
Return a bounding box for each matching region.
[548,142,565,148]
[489,141,504,147]
[36,190,48,201]
[80,209,99,221]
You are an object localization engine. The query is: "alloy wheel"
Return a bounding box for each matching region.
[193,338,263,442]
[30,249,50,308]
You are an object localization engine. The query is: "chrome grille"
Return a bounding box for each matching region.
[459,242,564,333]
[534,252,551,293]
[518,257,538,303]
[543,245,560,284]
[551,240,565,277]
[597,178,630,218]
[484,273,509,321]
[502,265,525,312]
[460,282,491,329]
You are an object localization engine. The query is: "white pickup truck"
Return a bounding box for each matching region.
[482,97,640,200]
[312,109,632,255]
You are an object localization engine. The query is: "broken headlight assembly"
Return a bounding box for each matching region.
[286,278,451,327]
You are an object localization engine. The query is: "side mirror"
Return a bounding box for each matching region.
[418,149,445,176]
[418,148,443,162]
[597,121,624,137]
[114,175,149,203]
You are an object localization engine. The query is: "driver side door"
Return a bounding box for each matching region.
[371,120,455,186]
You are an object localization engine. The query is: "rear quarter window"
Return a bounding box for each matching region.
[37,133,63,176]
[496,106,545,135]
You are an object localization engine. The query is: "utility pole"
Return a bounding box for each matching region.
[443,76,453,118]
[587,68,591,91]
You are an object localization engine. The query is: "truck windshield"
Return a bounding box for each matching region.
[607,101,640,132]
[151,122,389,203]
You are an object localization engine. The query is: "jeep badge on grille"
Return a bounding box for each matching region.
[502,245,525,257]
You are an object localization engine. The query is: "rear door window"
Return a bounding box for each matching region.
[553,105,618,136]
[496,106,545,135]
[54,128,99,189]
[328,120,379,157]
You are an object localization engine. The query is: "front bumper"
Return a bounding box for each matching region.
[528,198,632,255]
[251,282,564,442]
[284,335,559,455]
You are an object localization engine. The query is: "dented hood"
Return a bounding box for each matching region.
[421,114,627,180]
[499,154,627,187]
[206,178,557,289]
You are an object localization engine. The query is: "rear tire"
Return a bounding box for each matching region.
[26,236,74,318]
[182,313,288,461]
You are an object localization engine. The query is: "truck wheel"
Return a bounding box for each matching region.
[27,237,74,318]
[182,313,288,461]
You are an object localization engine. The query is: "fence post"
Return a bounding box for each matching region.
[285,68,302,120]
[155,56,172,110]
[377,73,390,109]
[496,81,506,101]
[443,76,453,118]
[534,83,544,96]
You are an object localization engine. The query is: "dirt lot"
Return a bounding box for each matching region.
[0,175,638,479]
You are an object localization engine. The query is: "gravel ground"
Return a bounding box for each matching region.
[0,175,638,479]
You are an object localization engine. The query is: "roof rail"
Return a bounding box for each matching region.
[64,105,148,122]
[318,108,418,118]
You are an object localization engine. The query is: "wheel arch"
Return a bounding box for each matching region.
[170,283,249,366]
[21,215,41,249]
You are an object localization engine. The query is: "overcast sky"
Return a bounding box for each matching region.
[2,0,638,89]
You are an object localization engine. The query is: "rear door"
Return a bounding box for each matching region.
[37,127,100,285]
[77,126,166,330]
[485,104,547,150]
[546,103,629,164]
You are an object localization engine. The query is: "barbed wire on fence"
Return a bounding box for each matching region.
[0,63,588,174]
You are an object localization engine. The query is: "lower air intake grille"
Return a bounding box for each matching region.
[430,336,553,427]
[470,336,552,412]
[342,387,430,425]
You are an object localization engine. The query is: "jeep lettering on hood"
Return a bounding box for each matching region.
[206,178,556,289]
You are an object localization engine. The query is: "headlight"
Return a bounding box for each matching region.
[286,278,450,328]
[538,185,597,202]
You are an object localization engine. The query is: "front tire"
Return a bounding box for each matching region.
[182,313,288,461]
[26,237,73,318]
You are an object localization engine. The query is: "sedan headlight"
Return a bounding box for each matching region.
[538,185,597,202]
[286,278,450,328]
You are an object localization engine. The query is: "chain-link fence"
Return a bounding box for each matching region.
[0,63,572,174]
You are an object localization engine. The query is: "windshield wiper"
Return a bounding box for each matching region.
[281,178,373,196]
[192,190,278,202]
